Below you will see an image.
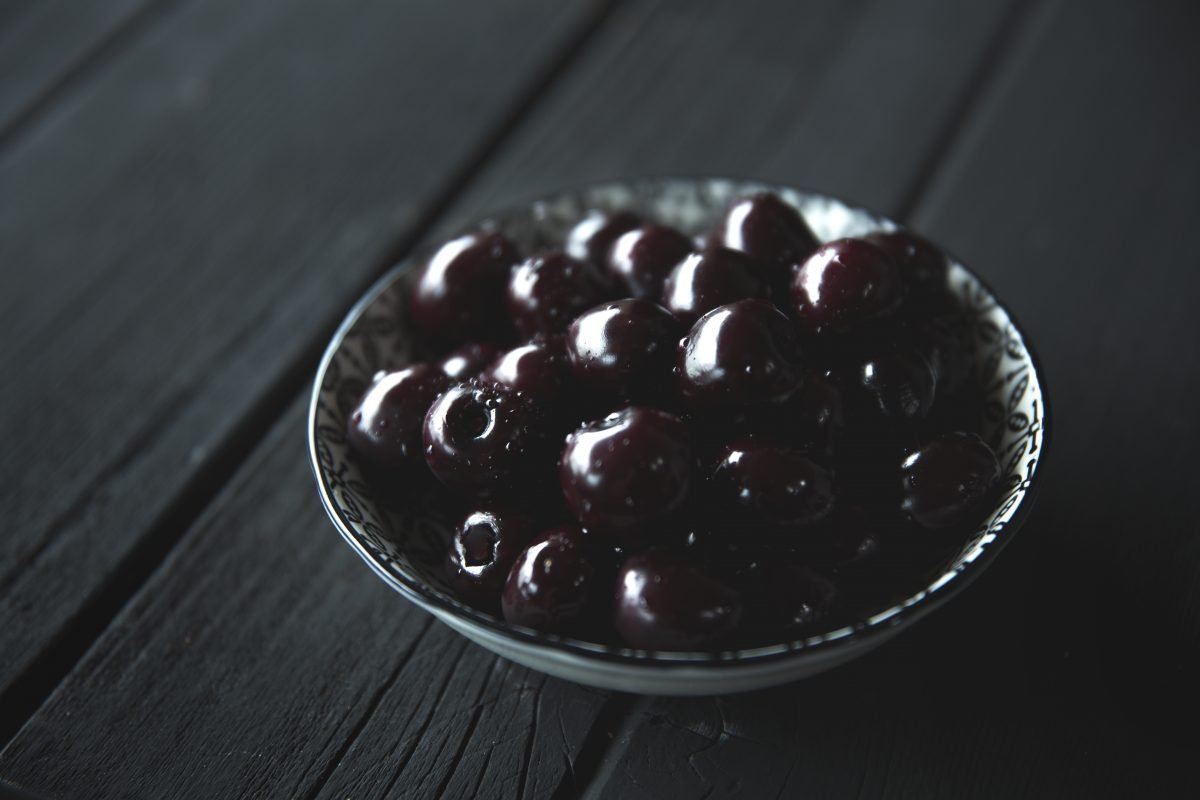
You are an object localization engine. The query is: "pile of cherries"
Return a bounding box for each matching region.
[346,193,1002,651]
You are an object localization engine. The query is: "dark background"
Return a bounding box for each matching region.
[1,0,1198,797]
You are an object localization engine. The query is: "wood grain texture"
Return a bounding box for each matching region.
[446,0,1020,227]
[0,0,162,137]
[0,400,615,800]
[6,0,1196,798]
[0,0,599,707]
[0,0,1027,796]
[912,0,1200,752]
[600,0,1200,797]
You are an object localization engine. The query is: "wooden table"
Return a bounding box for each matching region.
[2,1,1197,797]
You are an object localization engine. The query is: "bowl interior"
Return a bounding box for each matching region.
[309,178,1047,664]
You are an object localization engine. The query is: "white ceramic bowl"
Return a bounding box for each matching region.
[308,178,1049,695]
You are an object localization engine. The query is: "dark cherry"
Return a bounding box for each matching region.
[346,364,450,469]
[423,380,550,496]
[614,552,742,650]
[560,407,692,532]
[786,369,844,452]
[710,439,834,529]
[440,342,500,381]
[732,561,837,636]
[505,252,607,338]
[914,312,974,396]
[901,432,1000,529]
[481,336,570,405]
[864,230,948,299]
[827,504,885,563]
[677,299,803,409]
[855,343,938,423]
[566,210,642,265]
[661,247,771,328]
[446,508,535,607]
[607,224,694,300]
[790,237,904,334]
[565,299,683,403]
[707,193,819,292]
[409,232,520,341]
[502,528,595,634]
[684,367,842,457]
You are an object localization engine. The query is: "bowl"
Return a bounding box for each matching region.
[308,178,1049,695]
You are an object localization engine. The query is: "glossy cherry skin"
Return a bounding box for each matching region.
[423,380,550,496]
[566,210,642,265]
[710,439,834,529]
[661,247,771,328]
[560,407,692,532]
[708,193,819,292]
[913,312,974,396]
[732,561,837,636]
[855,343,938,422]
[901,432,1000,529]
[607,224,694,300]
[446,508,536,607]
[505,252,607,338]
[409,232,520,341]
[827,504,884,563]
[790,237,904,334]
[864,230,948,299]
[481,336,571,406]
[677,299,803,409]
[502,528,595,633]
[614,552,742,650]
[565,299,683,404]
[346,365,450,469]
[440,342,500,381]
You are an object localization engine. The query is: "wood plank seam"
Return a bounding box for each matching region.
[909,0,1064,229]
[892,0,1047,221]
[560,4,1056,797]
[0,0,621,755]
[0,0,185,157]
[294,615,435,800]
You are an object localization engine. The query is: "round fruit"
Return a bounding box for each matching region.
[661,247,771,327]
[423,380,549,496]
[900,432,1001,529]
[710,439,834,529]
[565,299,683,403]
[732,561,837,635]
[560,407,692,532]
[856,343,938,422]
[677,299,803,408]
[481,336,571,405]
[502,528,595,633]
[566,210,642,265]
[790,237,904,334]
[708,193,819,291]
[409,232,520,341]
[446,508,535,606]
[346,365,450,469]
[864,230,948,298]
[614,552,742,650]
[506,252,607,338]
[607,224,693,300]
[440,342,500,381]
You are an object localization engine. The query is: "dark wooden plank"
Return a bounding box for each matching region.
[911,0,1200,744]
[600,0,1200,797]
[0,0,161,136]
[0,400,616,799]
[0,0,1034,797]
[448,0,1019,226]
[0,0,600,711]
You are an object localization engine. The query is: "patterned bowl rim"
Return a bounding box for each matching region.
[307,177,1051,669]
